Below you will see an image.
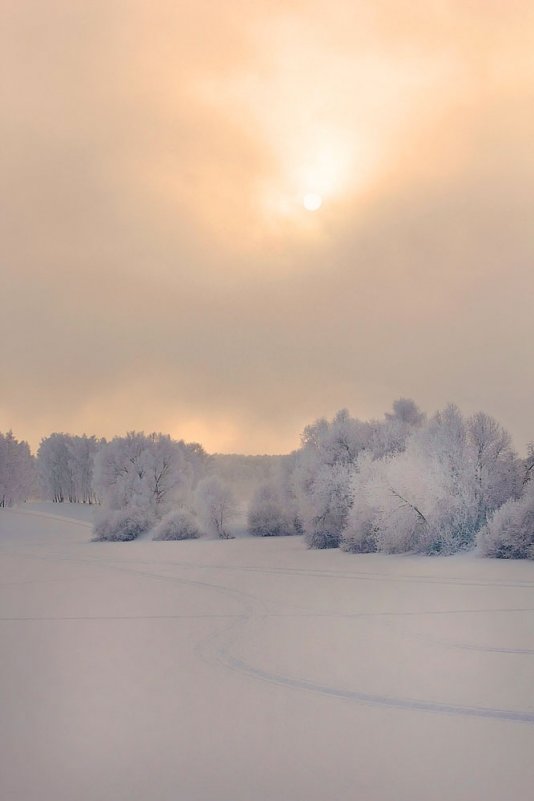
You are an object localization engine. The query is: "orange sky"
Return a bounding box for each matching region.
[1,1,533,453]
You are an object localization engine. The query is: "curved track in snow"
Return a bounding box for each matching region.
[2,505,534,801]
[3,507,534,725]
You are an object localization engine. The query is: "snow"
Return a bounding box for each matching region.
[2,504,534,800]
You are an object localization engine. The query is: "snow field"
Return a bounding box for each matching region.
[1,505,534,801]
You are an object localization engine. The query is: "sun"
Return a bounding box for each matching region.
[303,192,323,212]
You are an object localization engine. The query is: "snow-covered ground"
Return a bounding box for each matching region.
[1,504,534,801]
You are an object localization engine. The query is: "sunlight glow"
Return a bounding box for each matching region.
[303,192,323,211]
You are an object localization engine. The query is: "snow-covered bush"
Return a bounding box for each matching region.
[152,509,201,541]
[248,482,300,537]
[477,486,534,559]
[93,508,152,542]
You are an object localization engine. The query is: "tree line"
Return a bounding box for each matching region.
[1,399,533,557]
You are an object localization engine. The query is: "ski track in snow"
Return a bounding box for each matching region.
[2,507,534,727]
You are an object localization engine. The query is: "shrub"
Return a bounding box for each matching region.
[477,489,534,559]
[93,508,152,542]
[152,509,201,541]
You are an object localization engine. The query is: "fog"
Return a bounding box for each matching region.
[2,1,533,452]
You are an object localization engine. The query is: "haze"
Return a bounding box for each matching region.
[2,1,533,453]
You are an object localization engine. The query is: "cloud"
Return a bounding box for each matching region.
[1,1,533,452]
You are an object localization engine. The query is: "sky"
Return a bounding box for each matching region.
[1,0,533,454]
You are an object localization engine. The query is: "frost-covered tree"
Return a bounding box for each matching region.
[0,431,35,507]
[386,397,426,428]
[37,434,73,503]
[370,397,426,458]
[467,412,521,530]
[247,454,301,537]
[523,443,534,488]
[293,401,425,549]
[340,454,381,553]
[248,483,286,536]
[292,410,369,548]
[248,483,300,537]
[301,462,354,549]
[93,432,187,516]
[68,435,101,503]
[299,409,370,469]
[37,433,101,503]
[343,449,432,554]
[195,475,238,539]
[178,442,211,508]
[342,405,520,555]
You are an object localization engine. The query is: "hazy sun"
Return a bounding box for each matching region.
[303,192,323,211]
